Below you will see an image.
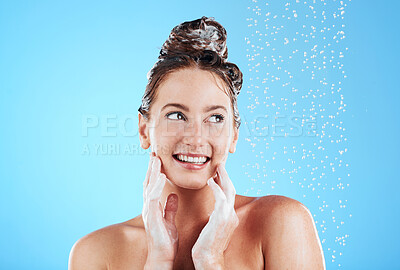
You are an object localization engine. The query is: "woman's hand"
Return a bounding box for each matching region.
[191,164,239,270]
[142,152,179,270]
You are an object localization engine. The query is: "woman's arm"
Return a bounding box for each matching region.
[261,196,325,270]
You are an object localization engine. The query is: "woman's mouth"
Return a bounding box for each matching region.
[172,154,211,170]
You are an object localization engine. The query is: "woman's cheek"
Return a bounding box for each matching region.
[212,136,230,160]
[150,120,178,151]
[160,120,181,138]
[208,124,225,138]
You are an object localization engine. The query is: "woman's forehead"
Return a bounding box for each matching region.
[154,68,231,109]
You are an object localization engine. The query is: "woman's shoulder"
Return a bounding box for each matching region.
[69,216,146,269]
[239,195,324,268]
[255,195,314,228]
[235,194,316,243]
[236,194,309,215]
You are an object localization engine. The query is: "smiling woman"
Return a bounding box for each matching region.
[68,16,325,270]
[141,68,238,190]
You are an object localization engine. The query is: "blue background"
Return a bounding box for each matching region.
[0,0,399,269]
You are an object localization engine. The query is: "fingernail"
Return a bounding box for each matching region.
[207,178,212,185]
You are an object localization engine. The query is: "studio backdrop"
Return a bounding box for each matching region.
[0,0,399,269]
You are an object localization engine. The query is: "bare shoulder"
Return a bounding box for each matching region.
[235,194,309,218]
[68,216,146,270]
[252,195,311,217]
[250,195,325,269]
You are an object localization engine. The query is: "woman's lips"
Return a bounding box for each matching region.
[172,154,210,170]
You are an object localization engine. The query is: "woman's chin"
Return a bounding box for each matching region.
[167,176,208,190]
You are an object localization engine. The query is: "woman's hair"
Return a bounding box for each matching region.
[138,16,243,128]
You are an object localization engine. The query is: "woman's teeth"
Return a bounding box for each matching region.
[176,154,207,164]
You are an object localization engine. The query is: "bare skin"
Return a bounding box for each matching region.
[68,194,324,269]
[69,68,325,269]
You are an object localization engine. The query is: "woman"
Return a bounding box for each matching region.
[69,16,325,269]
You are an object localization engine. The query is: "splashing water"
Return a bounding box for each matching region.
[243,0,351,268]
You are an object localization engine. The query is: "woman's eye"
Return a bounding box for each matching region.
[166,112,185,120]
[209,114,225,123]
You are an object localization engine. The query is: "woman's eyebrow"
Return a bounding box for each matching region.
[161,103,189,112]
[204,105,227,113]
[161,103,227,113]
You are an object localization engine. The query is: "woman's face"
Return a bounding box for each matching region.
[139,67,238,189]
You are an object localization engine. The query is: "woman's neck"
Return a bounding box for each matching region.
[160,179,216,232]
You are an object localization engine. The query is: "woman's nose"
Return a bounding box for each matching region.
[182,119,206,146]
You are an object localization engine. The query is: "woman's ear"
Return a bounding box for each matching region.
[138,113,151,149]
[229,127,239,153]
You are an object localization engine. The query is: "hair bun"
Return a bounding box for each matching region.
[159,16,228,61]
[141,16,243,128]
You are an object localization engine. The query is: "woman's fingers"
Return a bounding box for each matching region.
[146,172,167,228]
[208,174,239,227]
[149,156,161,187]
[164,193,178,215]
[194,176,239,259]
[216,164,236,205]
[164,194,179,241]
[141,154,178,264]
[143,152,155,195]
[148,172,166,201]
[144,155,161,200]
[143,154,164,223]
[207,177,227,211]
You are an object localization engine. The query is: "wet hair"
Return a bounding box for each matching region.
[138,16,243,128]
